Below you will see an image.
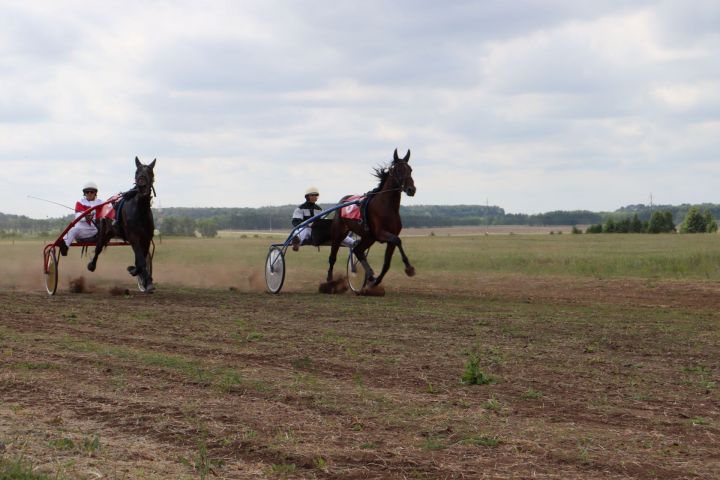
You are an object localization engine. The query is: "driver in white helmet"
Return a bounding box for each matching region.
[291,187,323,250]
[291,187,356,251]
[59,181,104,256]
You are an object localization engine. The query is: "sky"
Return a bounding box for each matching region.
[1,0,719,219]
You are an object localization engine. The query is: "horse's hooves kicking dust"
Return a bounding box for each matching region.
[318,277,349,294]
[359,284,385,297]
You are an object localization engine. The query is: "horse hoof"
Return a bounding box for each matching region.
[144,283,155,293]
[405,266,416,277]
[127,266,138,276]
[87,262,96,272]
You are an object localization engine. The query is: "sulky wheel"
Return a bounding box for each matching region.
[346,246,369,293]
[265,246,286,294]
[44,248,59,295]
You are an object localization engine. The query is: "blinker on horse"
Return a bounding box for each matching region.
[325,148,416,294]
[87,157,157,293]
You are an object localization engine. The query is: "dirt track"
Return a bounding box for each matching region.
[2,273,720,478]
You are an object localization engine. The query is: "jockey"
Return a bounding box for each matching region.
[291,187,322,251]
[291,187,356,251]
[59,181,104,256]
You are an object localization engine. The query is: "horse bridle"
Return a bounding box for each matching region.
[386,162,412,193]
[135,168,156,197]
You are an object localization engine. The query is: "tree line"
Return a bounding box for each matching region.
[2,203,719,238]
[585,207,718,234]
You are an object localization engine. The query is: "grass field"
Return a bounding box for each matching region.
[1,231,719,478]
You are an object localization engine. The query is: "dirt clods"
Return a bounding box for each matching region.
[247,269,266,292]
[109,286,130,296]
[318,277,349,294]
[69,276,88,293]
[359,284,385,296]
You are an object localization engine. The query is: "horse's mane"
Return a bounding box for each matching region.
[371,165,390,192]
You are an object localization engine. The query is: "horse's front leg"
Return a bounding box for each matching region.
[129,240,154,293]
[370,243,397,287]
[372,231,415,285]
[87,220,112,272]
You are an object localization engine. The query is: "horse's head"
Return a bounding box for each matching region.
[391,149,416,197]
[134,156,156,197]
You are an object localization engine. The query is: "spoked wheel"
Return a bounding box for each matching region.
[44,248,59,295]
[347,246,370,293]
[265,246,286,294]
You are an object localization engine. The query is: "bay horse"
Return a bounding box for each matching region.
[325,149,416,294]
[87,157,156,293]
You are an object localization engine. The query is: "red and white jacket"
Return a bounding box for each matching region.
[74,197,105,225]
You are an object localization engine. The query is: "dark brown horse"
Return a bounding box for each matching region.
[325,149,416,294]
[88,157,156,293]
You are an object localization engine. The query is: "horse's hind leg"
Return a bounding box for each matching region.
[326,243,340,282]
[87,220,110,272]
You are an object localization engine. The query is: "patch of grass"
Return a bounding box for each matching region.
[11,362,56,370]
[521,388,543,400]
[482,397,501,412]
[313,456,328,472]
[216,370,243,393]
[460,435,501,447]
[269,463,296,476]
[48,438,75,450]
[291,356,312,370]
[81,434,100,455]
[690,417,710,426]
[246,331,263,342]
[420,436,447,451]
[0,456,54,479]
[460,356,494,385]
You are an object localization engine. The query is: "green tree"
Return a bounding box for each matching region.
[197,218,219,238]
[704,210,718,233]
[680,207,707,233]
[647,210,675,233]
[680,207,717,233]
[630,214,644,233]
[603,218,616,233]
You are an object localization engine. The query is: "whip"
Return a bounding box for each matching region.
[27,195,75,212]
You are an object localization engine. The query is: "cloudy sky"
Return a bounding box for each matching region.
[1,1,719,218]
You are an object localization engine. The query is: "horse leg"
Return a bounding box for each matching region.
[396,241,416,277]
[140,238,154,292]
[370,232,415,285]
[326,243,340,282]
[370,243,396,287]
[352,237,376,284]
[87,220,111,272]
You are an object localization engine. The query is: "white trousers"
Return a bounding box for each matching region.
[297,226,355,247]
[63,221,97,246]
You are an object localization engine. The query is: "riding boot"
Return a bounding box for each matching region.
[59,241,69,256]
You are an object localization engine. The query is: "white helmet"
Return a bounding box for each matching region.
[82,181,98,192]
[305,186,319,196]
